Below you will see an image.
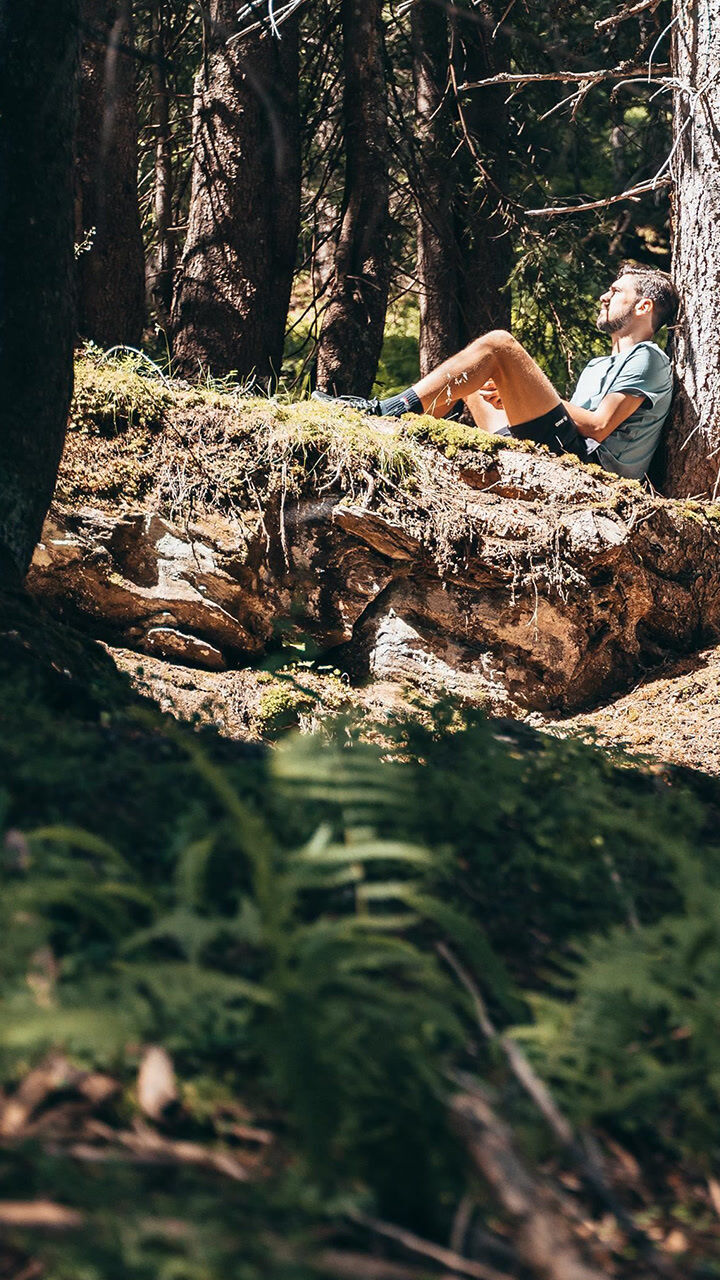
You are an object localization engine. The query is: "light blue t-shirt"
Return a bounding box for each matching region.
[570,341,673,480]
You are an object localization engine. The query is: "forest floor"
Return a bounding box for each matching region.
[110,636,720,775]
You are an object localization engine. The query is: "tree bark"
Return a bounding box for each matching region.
[411,2,460,376]
[450,4,512,344]
[0,0,78,581]
[315,0,391,397]
[146,0,175,326]
[661,0,720,498]
[171,7,301,385]
[76,0,145,347]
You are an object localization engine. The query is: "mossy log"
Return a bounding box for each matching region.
[26,355,720,715]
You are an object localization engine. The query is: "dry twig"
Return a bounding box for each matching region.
[595,0,662,33]
[460,63,670,92]
[348,1210,512,1280]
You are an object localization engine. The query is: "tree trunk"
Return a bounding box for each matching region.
[315,0,390,397]
[171,7,301,385]
[76,0,145,347]
[0,0,78,581]
[411,1,460,376]
[661,0,720,498]
[146,0,175,326]
[451,3,512,343]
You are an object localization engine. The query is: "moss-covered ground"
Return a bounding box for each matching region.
[62,347,530,520]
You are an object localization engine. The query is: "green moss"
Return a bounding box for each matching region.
[70,349,174,437]
[667,498,720,527]
[403,414,525,460]
[255,682,317,737]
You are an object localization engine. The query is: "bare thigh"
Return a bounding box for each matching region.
[491,337,561,426]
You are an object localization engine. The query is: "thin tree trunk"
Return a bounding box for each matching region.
[411,1,460,376]
[451,4,512,343]
[146,0,175,326]
[171,6,301,385]
[661,0,720,498]
[0,0,78,581]
[315,0,390,397]
[76,0,145,347]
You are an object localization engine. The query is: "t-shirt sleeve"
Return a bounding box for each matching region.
[609,345,669,407]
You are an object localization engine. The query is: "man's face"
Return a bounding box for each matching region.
[597,275,641,334]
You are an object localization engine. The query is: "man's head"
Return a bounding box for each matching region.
[597,263,679,338]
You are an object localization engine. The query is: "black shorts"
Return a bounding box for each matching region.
[509,404,586,461]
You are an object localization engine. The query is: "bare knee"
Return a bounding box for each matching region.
[467,329,515,362]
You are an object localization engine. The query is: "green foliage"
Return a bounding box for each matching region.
[6,651,720,1270]
[397,708,692,979]
[517,840,720,1162]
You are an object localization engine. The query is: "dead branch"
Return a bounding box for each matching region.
[440,945,678,1276]
[0,1201,84,1230]
[228,0,310,43]
[348,1210,512,1280]
[525,174,671,217]
[437,943,573,1145]
[595,0,662,33]
[66,1120,254,1181]
[450,1093,614,1280]
[460,64,670,91]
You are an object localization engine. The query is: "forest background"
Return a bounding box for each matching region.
[5,2,720,1279]
[78,0,673,410]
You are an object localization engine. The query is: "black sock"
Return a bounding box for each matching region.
[378,387,423,417]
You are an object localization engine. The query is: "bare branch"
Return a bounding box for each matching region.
[595,0,662,33]
[460,63,670,92]
[524,174,672,217]
[228,0,309,43]
[348,1210,512,1280]
[437,943,574,1145]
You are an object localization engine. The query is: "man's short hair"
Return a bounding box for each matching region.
[618,261,679,333]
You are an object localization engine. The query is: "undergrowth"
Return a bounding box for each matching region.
[4,629,720,1272]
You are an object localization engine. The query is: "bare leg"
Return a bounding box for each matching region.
[413,330,561,426]
[465,390,510,433]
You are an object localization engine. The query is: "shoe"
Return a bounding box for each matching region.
[312,389,383,415]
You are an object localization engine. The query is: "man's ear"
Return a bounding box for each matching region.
[636,296,653,316]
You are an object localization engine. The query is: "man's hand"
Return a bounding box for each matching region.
[477,378,504,411]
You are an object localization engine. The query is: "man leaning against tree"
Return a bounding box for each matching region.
[314,263,679,483]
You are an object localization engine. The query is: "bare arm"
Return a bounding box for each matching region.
[561,390,646,443]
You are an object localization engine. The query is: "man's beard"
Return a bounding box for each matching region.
[597,304,636,334]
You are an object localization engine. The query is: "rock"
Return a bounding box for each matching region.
[28,406,720,714]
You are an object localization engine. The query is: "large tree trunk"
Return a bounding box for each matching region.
[0,0,78,582]
[315,0,390,397]
[76,0,145,347]
[411,1,460,376]
[171,7,301,385]
[451,3,512,343]
[661,0,720,498]
[146,0,175,326]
